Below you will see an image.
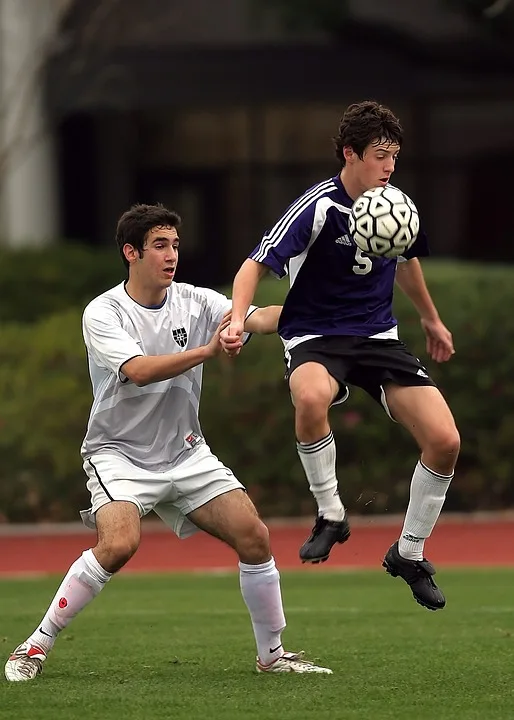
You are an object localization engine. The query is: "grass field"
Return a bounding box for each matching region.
[1,569,514,720]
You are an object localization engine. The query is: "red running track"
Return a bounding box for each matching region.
[1,519,513,576]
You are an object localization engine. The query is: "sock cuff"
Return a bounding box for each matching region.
[419,460,454,480]
[297,432,334,454]
[239,557,276,574]
[82,549,113,583]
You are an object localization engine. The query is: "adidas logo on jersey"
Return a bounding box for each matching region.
[335,234,352,246]
[417,368,429,378]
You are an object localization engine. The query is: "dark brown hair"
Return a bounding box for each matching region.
[333,101,403,166]
[115,203,181,271]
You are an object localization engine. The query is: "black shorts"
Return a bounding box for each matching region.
[285,336,436,418]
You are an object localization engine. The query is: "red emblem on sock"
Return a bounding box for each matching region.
[58,597,68,609]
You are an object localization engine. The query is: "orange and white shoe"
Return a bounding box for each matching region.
[5,642,47,682]
[256,651,333,674]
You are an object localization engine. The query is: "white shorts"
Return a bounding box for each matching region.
[79,443,245,539]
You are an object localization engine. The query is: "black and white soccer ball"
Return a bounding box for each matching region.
[348,186,420,258]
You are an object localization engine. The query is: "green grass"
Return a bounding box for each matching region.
[1,569,514,719]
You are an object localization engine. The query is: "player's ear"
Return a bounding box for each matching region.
[123,243,139,265]
[343,146,356,164]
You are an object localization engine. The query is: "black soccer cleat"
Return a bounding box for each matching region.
[299,515,351,564]
[382,541,446,611]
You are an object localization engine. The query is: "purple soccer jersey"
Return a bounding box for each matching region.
[249,175,429,341]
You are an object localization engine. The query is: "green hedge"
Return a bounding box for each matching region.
[0,245,122,323]
[0,260,513,522]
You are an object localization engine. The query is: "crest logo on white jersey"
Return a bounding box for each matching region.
[172,327,188,347]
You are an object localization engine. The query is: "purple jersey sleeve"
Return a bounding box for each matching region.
[404,226,430,260]
[248,202,316,278]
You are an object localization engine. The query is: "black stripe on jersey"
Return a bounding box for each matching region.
[119,354,144,384]
[87,459,114,501]
[242,307,259,346]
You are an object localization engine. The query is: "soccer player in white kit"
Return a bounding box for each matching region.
[5,203,332,682]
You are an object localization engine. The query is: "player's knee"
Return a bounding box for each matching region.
[235,519,271,564]
[95,534,140,573]
[293,386,331,421]
[428,427,461,464]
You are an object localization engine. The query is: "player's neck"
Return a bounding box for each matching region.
[124,278,168,308]
[339,168,365,202]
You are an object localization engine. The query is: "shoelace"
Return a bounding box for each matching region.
[14,655,43,679]
[282,652,317,666]
[280,652,325,671]
[310,517,325,535]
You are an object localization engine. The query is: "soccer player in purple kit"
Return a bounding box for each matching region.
[221,101,459,611]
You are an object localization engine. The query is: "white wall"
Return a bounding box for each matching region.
[0,0,67,246]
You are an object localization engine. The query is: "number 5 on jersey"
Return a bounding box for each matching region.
[352,248,373,275]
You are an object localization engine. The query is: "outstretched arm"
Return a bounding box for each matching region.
[122,314,231,386]
[224,197,314,354]
[244,305,282,335]
[395,258,455,363]
[229,259,269,326]
[221,259,269,355]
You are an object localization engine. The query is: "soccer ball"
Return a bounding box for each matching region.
[348,186,420,258]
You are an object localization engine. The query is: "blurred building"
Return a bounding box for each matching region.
[1,0,514,283]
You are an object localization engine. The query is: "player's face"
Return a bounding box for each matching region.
[126,225,179,288]
[345,139,400,195]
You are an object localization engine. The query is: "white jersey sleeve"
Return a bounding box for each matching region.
[82,299,143,381]
[195,287,257,337]
[198,287,233,333]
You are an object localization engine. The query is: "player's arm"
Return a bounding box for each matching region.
[221,260,269,356]
[395,258,454,362]
[395,258,439,321]
[121,314,231,386]
[230,259,269,327]
[223,202,314,355]
[84,302,230,388]
[244,305,282,335]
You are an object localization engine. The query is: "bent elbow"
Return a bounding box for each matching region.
[121,358,151,387]
[132,376,148,388]
[123,370,147,387]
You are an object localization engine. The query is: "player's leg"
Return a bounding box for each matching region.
[381,383,459,608]
[186,489,332,674]
[5,501,140,682]
[5,453,151,682]
[346,339,459,610]
[287,350,351,563]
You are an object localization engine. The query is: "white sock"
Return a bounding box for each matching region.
[399,461,453,561]
[27,549,112,653]
[239,557,286,666]
[297,432,345,522]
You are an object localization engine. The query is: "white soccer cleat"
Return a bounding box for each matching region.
[5,642,47,682]
[256,651,333,674]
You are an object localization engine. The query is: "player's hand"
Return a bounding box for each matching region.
[206,312,236,358]
[220,319,245,358]
[421,318,455,363]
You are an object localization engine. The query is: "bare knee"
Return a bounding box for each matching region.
[289,364,338,442]
[94,501,141,573]
[235,519,271,565]
[431,427,460,460]
[423,428,461,474]
[95,534,140,573]
[294,386,331,418]
[292,387,332,441]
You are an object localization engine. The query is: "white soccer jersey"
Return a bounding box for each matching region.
[81,281,252,471]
